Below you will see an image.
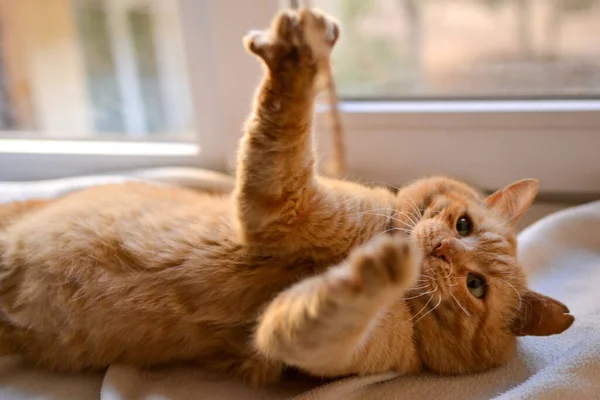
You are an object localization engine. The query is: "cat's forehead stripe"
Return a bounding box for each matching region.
[420,185,478,211]
[431,196,451,213]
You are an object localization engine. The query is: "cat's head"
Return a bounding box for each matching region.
[393,177,574,374]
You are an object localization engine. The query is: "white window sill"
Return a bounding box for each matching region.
[315,100,600,195]
[0,139,202,181]
[0,139,198,156]
[326,99,600,114]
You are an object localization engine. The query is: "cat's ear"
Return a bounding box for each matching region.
[485,179,539,226]
[511,291,574,336]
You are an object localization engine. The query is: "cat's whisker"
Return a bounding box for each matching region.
[346,208,391,221]
[490,276,523,311]
[356,212,403,224]
[385,226,413,235]
[444,260,454,278]
[375,227,411,238]
[354,206,423,234]
[351,207,398,215]
[408,285,430,291]
[398,304,431,326]
[395,211,419,229]
[375,227,396,237]
[413,292,443,325]
[399,288,438,326]
[450,292,471,316]
[414,286,436,293]
[397,207,419,227]
[405,197,423,220]
[399,287,437,301]
[359,211,416,232]
[420,272,436,280]
[415,281,434,287]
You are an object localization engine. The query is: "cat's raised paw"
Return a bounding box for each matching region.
[243,8,339,68]
[349,235,421,296]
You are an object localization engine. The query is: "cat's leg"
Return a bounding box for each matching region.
[234,9,341,248]
[254,235,422,376]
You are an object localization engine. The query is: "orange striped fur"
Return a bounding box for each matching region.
[0,9,573,385]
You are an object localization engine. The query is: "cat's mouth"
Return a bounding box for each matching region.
[416,248,458,294]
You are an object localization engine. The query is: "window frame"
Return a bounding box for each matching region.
[0,0,271,181]
[1,0,599,197]
[316,100,600,194]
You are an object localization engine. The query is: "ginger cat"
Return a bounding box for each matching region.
[0,9,573,385]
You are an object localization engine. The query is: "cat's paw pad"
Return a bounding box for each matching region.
[349,235,421,296]
[243,8,339,67]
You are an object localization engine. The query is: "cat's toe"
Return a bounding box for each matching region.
[351,235,421,296]
[243,8,339,65]
[296,8,339,58]
[243,29,272,60]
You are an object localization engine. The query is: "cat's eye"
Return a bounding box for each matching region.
[467,273,486,299]
[456,215,473,236]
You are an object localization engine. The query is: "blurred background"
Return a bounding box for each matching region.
[0,0,598,206]
[0,0,192,140]
[317,0,600,99]
[0,0,598,138]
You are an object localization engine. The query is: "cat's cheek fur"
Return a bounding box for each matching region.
[414,317,518,374]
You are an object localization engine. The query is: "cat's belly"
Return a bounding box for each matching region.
[0,240,282,371]
[0,182,322,371]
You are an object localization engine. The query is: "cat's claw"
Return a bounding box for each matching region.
[243,8,339,66]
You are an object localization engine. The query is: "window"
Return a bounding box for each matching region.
[0,0,192,140]
[310,0,600,195]
[0,1,279,181]
[316,0,600,99]
[0,0,598,196]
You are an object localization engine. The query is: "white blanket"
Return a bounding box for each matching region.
[0,172,598,400]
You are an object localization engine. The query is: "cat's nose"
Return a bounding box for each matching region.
[432,238,453,262]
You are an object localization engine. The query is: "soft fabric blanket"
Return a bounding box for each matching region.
[0,171,598,399]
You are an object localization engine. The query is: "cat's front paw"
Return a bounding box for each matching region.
[243,8,339,72]
[347,235,422,297]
